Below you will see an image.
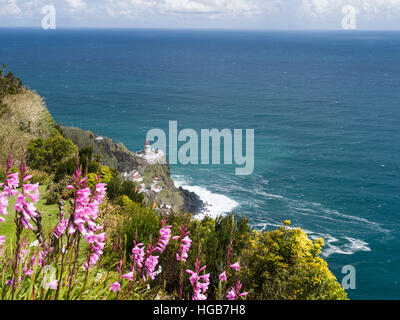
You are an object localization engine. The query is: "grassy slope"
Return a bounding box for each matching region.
[0,89,60,168]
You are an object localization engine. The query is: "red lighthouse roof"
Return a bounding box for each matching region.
[145,140,150,146]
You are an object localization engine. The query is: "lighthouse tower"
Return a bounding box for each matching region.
[144,140,151,154]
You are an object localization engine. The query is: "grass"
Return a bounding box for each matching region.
[0,185,60,244]
[0,89,60,168]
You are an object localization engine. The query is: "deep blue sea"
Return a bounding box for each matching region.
[1,28,399,299]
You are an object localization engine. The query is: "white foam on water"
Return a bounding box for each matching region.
[172,175,376,258]
[172,174,239,219]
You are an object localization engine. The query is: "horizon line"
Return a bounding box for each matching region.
[1,26,400,32]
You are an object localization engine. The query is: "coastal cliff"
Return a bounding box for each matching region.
[60,126,203,214]
[0,74,203,214]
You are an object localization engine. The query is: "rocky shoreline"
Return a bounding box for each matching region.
[179,186,206,215]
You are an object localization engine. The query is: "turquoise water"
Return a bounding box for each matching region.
[1,29,400,299]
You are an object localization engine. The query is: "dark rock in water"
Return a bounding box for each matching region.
[179,186,205,214]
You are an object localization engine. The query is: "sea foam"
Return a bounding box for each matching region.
[172,175,239,219]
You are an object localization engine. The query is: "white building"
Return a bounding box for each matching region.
[151,185,162,193]
[132,171,143,182]
[136,140,166,164]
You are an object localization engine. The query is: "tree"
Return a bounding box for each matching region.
[27,136,77,173]
[240,221,348,300]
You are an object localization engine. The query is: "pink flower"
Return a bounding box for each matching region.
[226,280,248,300]
[0,192,9,221]
[23,267,33,277]
[116,259,122,274]
[121,271,134,281]
[144,254,160,280]
[6,172,19,191]
[132,242,145,269]
[45,280,58,290]
[154,219,172,253]
[22,183,40,203]
[218,271,227,282]
[6,279,14,286]
[14,192,38,231]
[110,282,121,293]
[227,288,236,300]
[67,168,107,271]
[230,262,240,271]
[186,263,209,300]
[0,235,5,246]
[53,214,67,238]
[176,235,192,262]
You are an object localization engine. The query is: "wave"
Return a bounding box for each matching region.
[172,174,239,219]
[172,174,383,258]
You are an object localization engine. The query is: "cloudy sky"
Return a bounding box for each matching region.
[1,0,400,29]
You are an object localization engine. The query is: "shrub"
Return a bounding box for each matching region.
[26,168,54,185]
[44,175,74,205]
[121,202,161,248]
[27,136,76,174]
[107,175,144,204]
[54,158,77,182]
[54,147,106,183]
[87,166,115,188]
[240,222,348,300]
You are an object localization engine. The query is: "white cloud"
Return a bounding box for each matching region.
[105,0,276,17]
[0,0,21,15]
[300,0,400,18]
[161,0,214,13]
[65,0,87,11]
[0,0,399,28]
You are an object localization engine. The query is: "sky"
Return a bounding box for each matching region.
[1,0,400,30]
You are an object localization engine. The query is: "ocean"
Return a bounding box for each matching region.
[1,28,399,299]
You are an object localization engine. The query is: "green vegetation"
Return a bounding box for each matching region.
[240,222,347,300]
[0,69,348,300]
[0,67,61,167]
[0,64,23,99]
[27,136,77,174]
[106,175,144,204]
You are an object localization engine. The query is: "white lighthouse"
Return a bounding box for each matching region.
[137,139,166,164]
[144,140,151,154]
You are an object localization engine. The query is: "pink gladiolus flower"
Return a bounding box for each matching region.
[227,288,236,300]
[110,282,121,293]
[6,279,14,286]
[218,271,227,282]
[45,280,58,290]
[0,192,8,222]
[176,235,192,262]
[1,170,21,222]
[144,254,160,280]
[53,214,67,238]
[22,183,40,203]
[154,219,172,253]
[0,235,5,246]
[132,242,145,270]
[66,168,107,271]
[6,172,19,191]
[23,267,33,277]
[227,280,248,300]
[230,262,240,271]
[186,262,210,300]
[116,259,122,274]
[13,165,40,231]
[121,271,134,281]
